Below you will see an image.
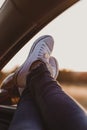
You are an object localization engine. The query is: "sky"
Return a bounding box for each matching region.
[0,0,87,72]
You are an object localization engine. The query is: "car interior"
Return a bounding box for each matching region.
[0,0,80,126]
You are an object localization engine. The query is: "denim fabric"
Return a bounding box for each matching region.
[8,92,44,130]
[26,63,87,130]
[9,63,87,130]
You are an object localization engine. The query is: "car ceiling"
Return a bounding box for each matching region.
[0,0,79,70]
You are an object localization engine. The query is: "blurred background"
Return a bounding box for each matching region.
[0,0,87,110]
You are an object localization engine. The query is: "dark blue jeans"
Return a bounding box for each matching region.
[9,63,87,130]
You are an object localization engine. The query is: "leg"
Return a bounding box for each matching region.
[1,35,54,130]
[8,92,44,130]
[26,62,87,130]
[4,34,87,130]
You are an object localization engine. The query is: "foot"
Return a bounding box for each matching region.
[1,35,54,95]
[16,35,54,88]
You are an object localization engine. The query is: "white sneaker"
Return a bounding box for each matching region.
[49,56,59,80]
[16,35,54,88]
[1,35,55,95]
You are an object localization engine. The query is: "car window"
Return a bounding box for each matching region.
[1,0,87,72]
[0,0,87,110]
